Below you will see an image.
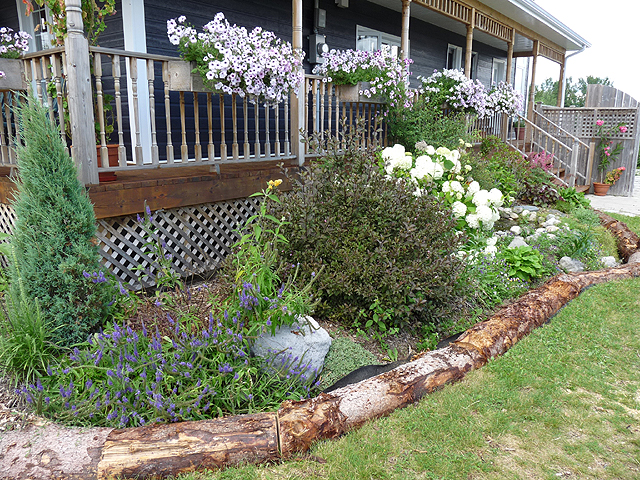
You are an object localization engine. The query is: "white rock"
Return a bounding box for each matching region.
[252,316,332,377]
[559,256,584,273]
[545,225,559,233]
[547,233,557,239]
[542,218,561,227]
[510,225,522,235]
[629,252,640,264]
[508,236,529,249]
[536,228,545,234]
[601,256,618,268]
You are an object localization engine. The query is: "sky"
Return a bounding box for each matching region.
[533,0,640,102]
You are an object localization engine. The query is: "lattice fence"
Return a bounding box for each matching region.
[0,198,260,288]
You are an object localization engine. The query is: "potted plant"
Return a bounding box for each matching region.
[593,119,627,195]
[513,118,526,140]
[167,14,304,106]
[0,27,31,91]
[312,47,412,107]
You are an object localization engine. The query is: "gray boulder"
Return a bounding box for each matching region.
[252,316,332,378]
[629,252,640,265]
[508,236,529,249]
[559,256,584,273]
[600,256,618,268]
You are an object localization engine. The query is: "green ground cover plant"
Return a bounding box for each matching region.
[178,277,640,480]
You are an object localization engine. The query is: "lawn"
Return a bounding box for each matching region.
[176,276,640,480]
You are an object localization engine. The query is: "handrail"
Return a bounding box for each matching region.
[22,46,65,58]
[531,110,590,150]
[89,46,180,62]
[518,114,572,152]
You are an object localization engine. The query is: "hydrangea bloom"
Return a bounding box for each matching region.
[167,15,304,105]
[382,144,412,173]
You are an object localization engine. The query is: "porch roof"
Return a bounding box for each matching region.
[367,0,590,53]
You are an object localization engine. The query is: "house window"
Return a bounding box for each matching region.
[492,58,507,85]
[17,0,54,52]
[447,44,463,70]
[470,52,478,79]
[356,26,403,57]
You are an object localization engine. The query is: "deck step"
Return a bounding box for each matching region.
[575,184,590,193]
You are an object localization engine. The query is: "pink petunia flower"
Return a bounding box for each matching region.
[619,125,628,133]
[596,119,604,126]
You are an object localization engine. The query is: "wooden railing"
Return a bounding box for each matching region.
[504,110,591,188]
[0,50,387,181]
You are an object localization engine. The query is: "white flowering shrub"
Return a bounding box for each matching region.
[486,82,524,116]
[312,47,413,108]
[382,141,504,232]
[167,14,304,105]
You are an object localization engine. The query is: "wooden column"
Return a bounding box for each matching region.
[291,0,305,166]
[401,0,411,61]
[64,0,99,185]
[527,40,539,121]
[557,53,566,107]
[464,8,475,78]
[506,30,514,84]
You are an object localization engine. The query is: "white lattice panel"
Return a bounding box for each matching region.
[0,198,259,289]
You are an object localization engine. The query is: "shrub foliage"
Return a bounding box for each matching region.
[11,98,113,348]
[274,126,465,329]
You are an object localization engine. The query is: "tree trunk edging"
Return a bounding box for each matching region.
[2,219,640,479]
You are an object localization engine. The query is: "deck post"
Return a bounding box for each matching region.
[557,53,566,107]
[401,0,411,61]
[527,40,539,122]
[291,0,305,165]
[464,8,475,79]
[64,0,99,186]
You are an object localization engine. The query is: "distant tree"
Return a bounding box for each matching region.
[535,76,613,107]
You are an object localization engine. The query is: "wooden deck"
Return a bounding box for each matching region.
[0,159,300,219]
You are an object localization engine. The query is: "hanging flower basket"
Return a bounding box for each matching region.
[0,58,27,91]
[336,81,383,104]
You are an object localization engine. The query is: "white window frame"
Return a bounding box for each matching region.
[16,0,55,52]
[356,25,405,58]
[447,44,463,71]
[492,58,507,85]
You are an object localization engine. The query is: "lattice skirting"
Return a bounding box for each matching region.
[0,198,260,289]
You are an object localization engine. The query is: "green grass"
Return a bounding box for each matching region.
[173,277,640,480]
[609,213,640,235]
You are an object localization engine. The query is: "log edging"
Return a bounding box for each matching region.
[2,211,639,479]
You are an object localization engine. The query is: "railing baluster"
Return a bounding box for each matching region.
[52,54,67,146]
[219,94,227,161]
[147,59,159,165]
[231,94,239,160]
[264,104,271,157]
[42,56,55,125]
[284,95,290,156]
[254,102,261,159]
[113,55,127,164]
[304,78,309,154]
[312,79,318,138]
[128,57,143,164]
[95,52,108,168]
[179,91,188,162]
[162,61,174,163]
[274,104,280,157]
[0,94,9,165]
[243,98,250,159]
[207,92,215,162]
[327,83,333,138]
[193,92,202,162]
[33,58,44,105]
[319,80,325,138]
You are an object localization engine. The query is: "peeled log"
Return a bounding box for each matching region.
[595,210,640,261]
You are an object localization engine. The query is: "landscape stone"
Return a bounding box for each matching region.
[629,252,640,264]
[521,205,539,211]
[600,256,618,268]
[508,236,528,249]
[559,256,584,273]
[545,225,560,233]
[512,206,524,214]
[252,316,332,376]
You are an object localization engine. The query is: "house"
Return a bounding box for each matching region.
[3,0,636,287]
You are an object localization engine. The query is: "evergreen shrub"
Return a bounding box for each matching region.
[274,125,465,330]
[11,98,114,348]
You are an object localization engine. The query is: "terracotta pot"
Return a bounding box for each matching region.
[593,182,611,196]
[96,144,120,182]
[515,126,525,140]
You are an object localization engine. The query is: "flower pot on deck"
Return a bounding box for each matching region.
[167,60,208,92]
[336,81,384,104]
[97,144,120,182]
[592,182,611,196]
[515,126,525,140]
[0,58,27,91]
